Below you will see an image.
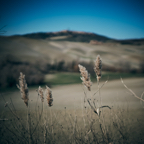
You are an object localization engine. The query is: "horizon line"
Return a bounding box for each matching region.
[1,29,144,41]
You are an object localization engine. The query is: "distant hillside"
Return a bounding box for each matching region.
[0,32,144,70]
[11,30,144,45]
[0,30,144,71]
[15,30,112,43]
[115,39,144,45]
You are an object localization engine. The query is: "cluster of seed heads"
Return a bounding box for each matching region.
[38,85,53,107]
[45,86,53,107]
[17,56,101,107]
[78,55,102,89]
[17,72,53,107]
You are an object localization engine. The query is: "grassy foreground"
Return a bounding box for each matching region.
[0,107,144,144]
[0,75,144,143]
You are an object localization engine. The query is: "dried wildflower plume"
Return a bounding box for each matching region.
[94,55,102,82]
[45,86,53,107]
[38,86,44,102]
[78,64,92,91]
[17,72,29,107]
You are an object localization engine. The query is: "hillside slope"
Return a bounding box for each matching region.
[21,30,112,42]
[0,30,144,69]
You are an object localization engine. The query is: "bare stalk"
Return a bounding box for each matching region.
[17,72,32,143]
[81,96,86,129]
[45,85,53,134]
[50,107,53,134]
[94,55,109,143]
[27,106,32,144]
[121,78,144,102]
[43,102,46,144]
[37,86,46,144]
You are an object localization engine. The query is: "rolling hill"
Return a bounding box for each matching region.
[18,30,112,42]
[0,30,144,69]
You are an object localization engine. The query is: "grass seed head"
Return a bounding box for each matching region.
[17,72,29,107]
[78,64,92,91]
[38,86,44,102]
[94,55,102,82]
[45,86,53,107]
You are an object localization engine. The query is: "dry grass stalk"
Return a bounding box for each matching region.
[94,55,102,82]
[4,102,8,107]
[38,86,44,102]
[78,64,92,91]
[17,72,29,107]
[121,78,144,102]
[45,86,53,107]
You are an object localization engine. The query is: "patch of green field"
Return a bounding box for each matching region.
[44,72,81,85]
[1,72,143,92]
[102,72,144,81]
[44,72,144,86]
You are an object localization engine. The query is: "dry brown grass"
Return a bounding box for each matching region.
[17,72,29,107]
[45,86,53,107]
[94,55,102,82]
[78,64,92,91]
[38,86,44,102]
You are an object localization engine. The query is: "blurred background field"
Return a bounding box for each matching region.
[0,31,144,90]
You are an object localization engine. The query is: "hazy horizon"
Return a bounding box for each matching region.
[2,29,144,41]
